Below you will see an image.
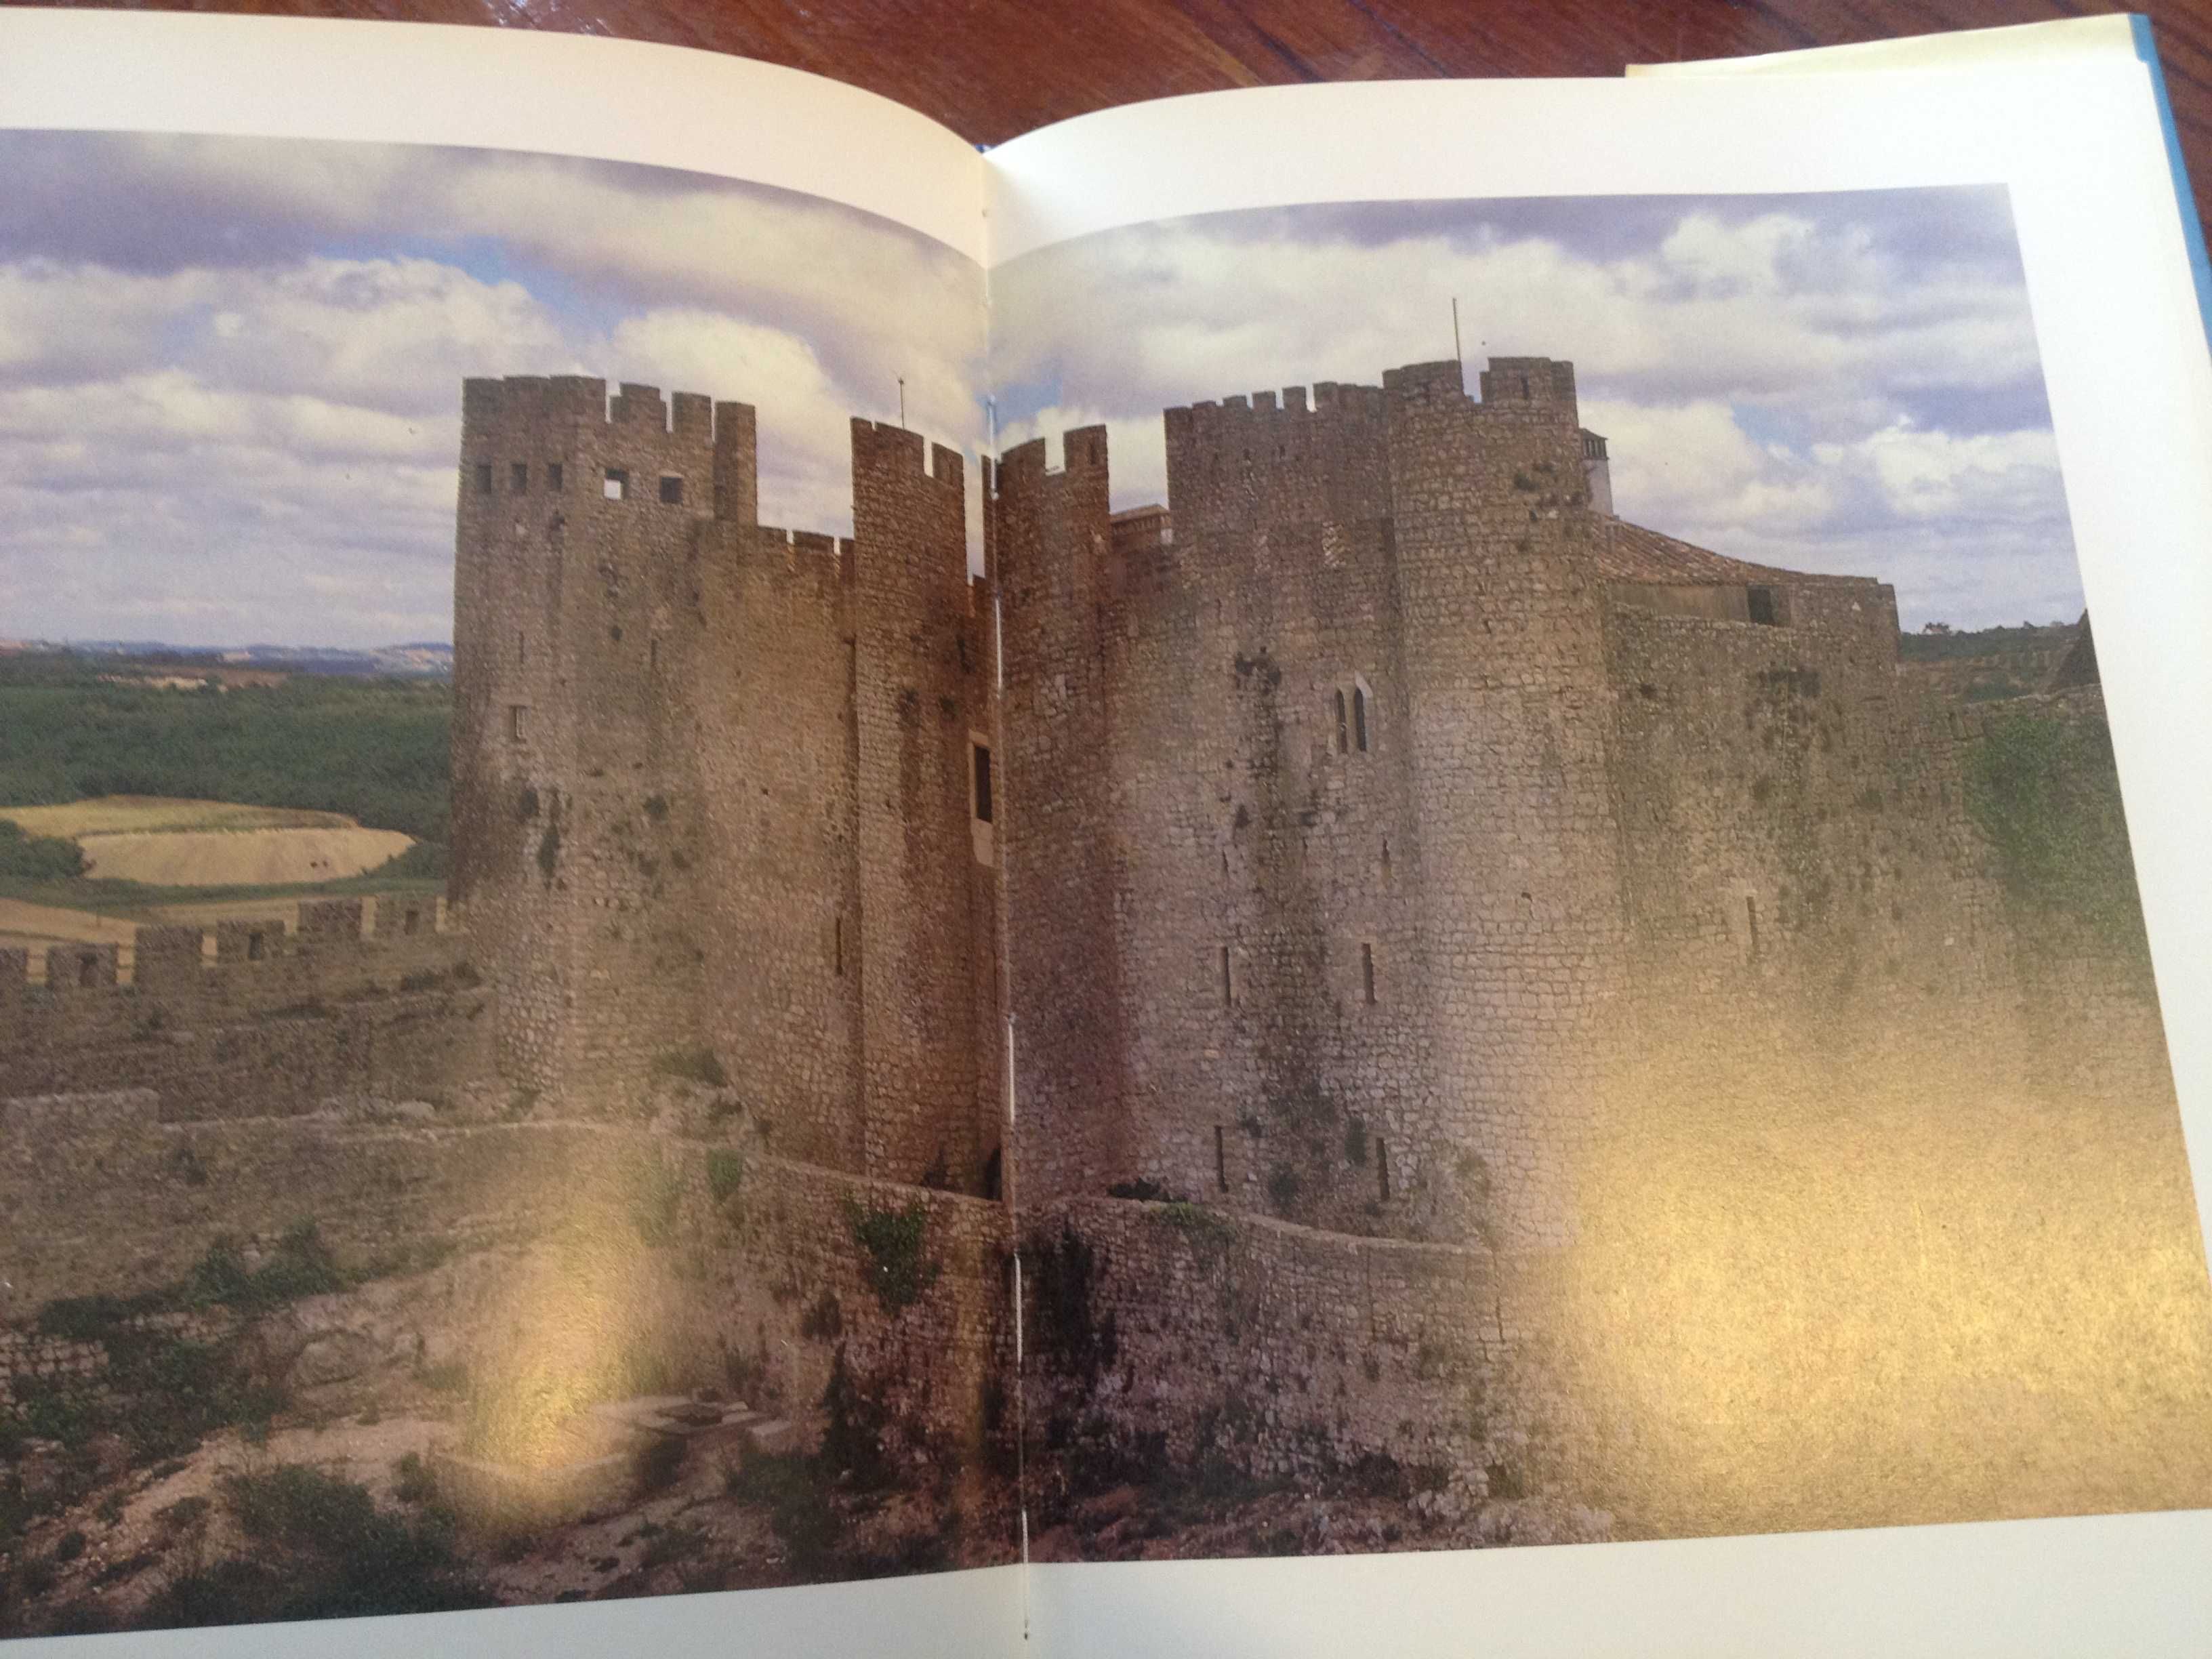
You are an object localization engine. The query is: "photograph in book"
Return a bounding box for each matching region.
[986,188,2212,1559]
[0,131,1015,1637]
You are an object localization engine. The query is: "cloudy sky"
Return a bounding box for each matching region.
[992,188,2077,630]
[0,133,983,648]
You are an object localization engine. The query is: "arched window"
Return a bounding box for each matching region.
[1352,685,1369,752]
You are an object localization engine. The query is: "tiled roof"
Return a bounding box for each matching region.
[1595,518,1879,588]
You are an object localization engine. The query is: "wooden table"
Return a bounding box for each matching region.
[24,1,2212,227]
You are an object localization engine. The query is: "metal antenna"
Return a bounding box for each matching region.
[898,377,906,428]
[1452,298,1462,369]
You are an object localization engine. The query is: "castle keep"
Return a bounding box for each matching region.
[451,377,1003,1191]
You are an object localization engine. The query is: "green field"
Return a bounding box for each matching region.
[0,655,451,911]
[0,655,450,843]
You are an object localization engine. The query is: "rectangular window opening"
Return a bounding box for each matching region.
[246,931,265,963]
[546,462,565,493]
[508,705,528,743]
[1746,896,1761,962]
[1747,585,1780,626]
[650,637,661,672]
[659,474,684,505]
[511,461,529,493]
[972,743,994,823]
[1353,686,1369,752]
[474,462,493,495]
[603,468,629,501]
[1214,1126,1229,1193]
[1376,1137,1391,1202]
[1361,943,1376,1005]
[78,954,98,988]
[403,908,421,936]
[1334,689,1349,754]
[517,630,527,666]
[834,916,844,978]
[1219,945,1233,1008]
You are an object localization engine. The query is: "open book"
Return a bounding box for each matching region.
[2,9,2211,1655]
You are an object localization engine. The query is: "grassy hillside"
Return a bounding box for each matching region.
[0,656,450,845]
[1898,621,2078,702]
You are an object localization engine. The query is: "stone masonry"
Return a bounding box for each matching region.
[450,380,1002,1191]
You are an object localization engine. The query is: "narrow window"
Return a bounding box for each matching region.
[246,931,265,962]
[1376,1138,1391,1202]
[1747,586,1779,626]
[1353,686,1369,752]
[659,475,684,505]
[509,705,527,742]
[834,916,844,977]
[1334,689,1349,754]
[603,468,628,501]
[474,462,493,495]
[517,630,527,666]
[1746,896,1761,962]
[1361,943,1376,1005]
[649,637,660,672]
[403,907,421,936]
[1219,945,1233,1008]
[546,462,564,493]
[78,954,98,988]
[972,743,994,823]
[1214,1126,1229,1193]
[1380,838,1393,887]
[511,462,529,493]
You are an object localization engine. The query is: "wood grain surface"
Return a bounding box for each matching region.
[21,1,2212,228]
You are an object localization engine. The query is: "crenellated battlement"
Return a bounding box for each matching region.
[4,895,461,1000]
[851,417,966,494]
[1166,379,1391,432]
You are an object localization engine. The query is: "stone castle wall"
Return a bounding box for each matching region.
[0,898,493,1118]
[450,380,1002,1191]
[0,1086,1012,1477]
[994,352,2173,1264]
[1021,1195,1573,1508]
[1002,360,1642,1247]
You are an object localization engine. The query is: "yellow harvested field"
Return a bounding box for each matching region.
[79,826,413,887]
[0,796,348,838]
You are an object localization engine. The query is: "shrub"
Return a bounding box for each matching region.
[1967,709,2147,952]
[726,1449,840,1578]
[391,1452,437,1506]
[705,1148,747,1205]
[0,819,84,880]
[137,1465,488,1626]
[652,1046,729,1088]
[846,1200,940,1312]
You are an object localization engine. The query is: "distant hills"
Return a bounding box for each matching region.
[0,640,452,678]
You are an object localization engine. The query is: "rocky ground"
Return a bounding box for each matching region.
[1029,1475,1610,1562]
[0,1228,1000,1639]
[0,1384,992,1637]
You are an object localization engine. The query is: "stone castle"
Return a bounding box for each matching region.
[447,354,2151,1252]
[0,352,2171,1565]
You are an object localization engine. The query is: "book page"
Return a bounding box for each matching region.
[0,12,1021,1655]
[985,39,2212,1659]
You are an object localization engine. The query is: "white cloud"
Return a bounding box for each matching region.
[991,195,2073,628]
[0,138,987,646]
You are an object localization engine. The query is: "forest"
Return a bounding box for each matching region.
[0,654,451,859]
